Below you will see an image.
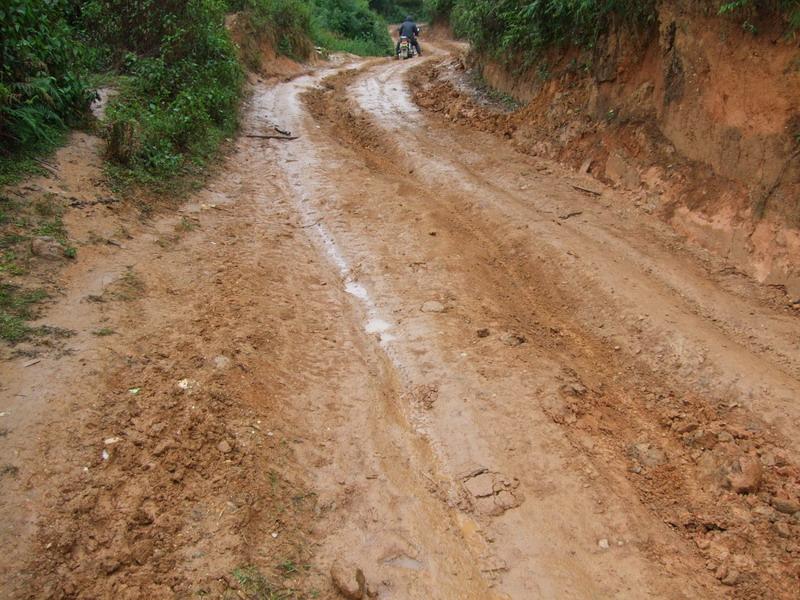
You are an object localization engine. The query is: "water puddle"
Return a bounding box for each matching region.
[258,79,398,346]
[383,554,424,571]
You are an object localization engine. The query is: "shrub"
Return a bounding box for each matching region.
[719,0,800,33]
[240,0,315,60]
[90,0,245,181]
[0,0,94,154]
[313,0,394,56]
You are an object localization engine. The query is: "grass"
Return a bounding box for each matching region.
[107,267,145,301]
[0,145,63,189]
[92,327,116,336]
[0,284,48,343]
[468,70,521,111]
[227,566,299,599]
[177,216,200,232]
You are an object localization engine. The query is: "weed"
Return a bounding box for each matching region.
[0,284,48,342]
[0,465,20,479]
[108,267,145,301]
[35,217,68,243]
[92,327,116,336]
[1,251,27,276]
[231,566,295,599]
[177,216,199,232]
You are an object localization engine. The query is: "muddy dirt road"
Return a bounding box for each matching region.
[2,41,800,599]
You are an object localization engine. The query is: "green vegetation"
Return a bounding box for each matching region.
[425,0,658,64]
[428,0,800,64]
[228,565,297,599]
[0,283,47,342]
[313,0,394,55]
[2,0,395,193]
[91,0,245,186]
[369,0,427,22]
[0,0,95,183]
[719,0,800,33]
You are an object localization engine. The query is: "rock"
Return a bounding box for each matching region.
[476,328,490,338]
[726,456,762,494]
[674,421,699,434]
[605,152,640,188]
[771,496,800,515]
[630,442,667,467]
[30,236,65,260]
[464,472,495,498]
[717,431,734,443]
[495,490,517,510]
[721,569,740,586]
[598,539,610,550]
[688,429,718,450]
[774,521,791,538]
[212,355,232,370]
[420,300,445,313]
[330,560,365,600]
[216,440,232,454]
[501,332,526,347]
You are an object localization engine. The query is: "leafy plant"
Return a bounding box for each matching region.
[719,0,800,33]
[0,0,94,178]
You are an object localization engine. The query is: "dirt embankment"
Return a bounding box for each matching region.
[419,1,800,296]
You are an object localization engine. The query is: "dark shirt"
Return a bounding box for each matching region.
[399,20,419,38]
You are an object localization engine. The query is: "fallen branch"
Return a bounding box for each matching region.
[33,158,59,176]
[289,218,321,229]
[572,184,601,196]
[246,134,298,141]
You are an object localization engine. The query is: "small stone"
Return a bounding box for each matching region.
[464,472,496,498]
[714,564,728,581]
[330,560,365,600]
[476,328,490,338]
[630,442,667,467]
[727,456,762,494]
[501,332,526,347]
[212,355,232,370]
[717,431,734,443]
[420,300,445,313]
[494,490,518,510]
[774,521,791,538]
[30,236,66,260]
[721,569,740,586]
[674,421,698,434]
[771,496,800,515]
[216,440,232,454]
[598,539,610,550]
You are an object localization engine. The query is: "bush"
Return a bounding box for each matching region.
[719,0,800,32]
[313,0,394,56]
[0,0,94,154]
[240,0,315,60]
[89,0,244,182]
[370,0,426,22]
[449,0,657,64]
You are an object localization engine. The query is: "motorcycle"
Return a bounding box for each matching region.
[397,35,417,60]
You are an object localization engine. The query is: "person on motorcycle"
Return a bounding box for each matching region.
[396,15,422,57]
